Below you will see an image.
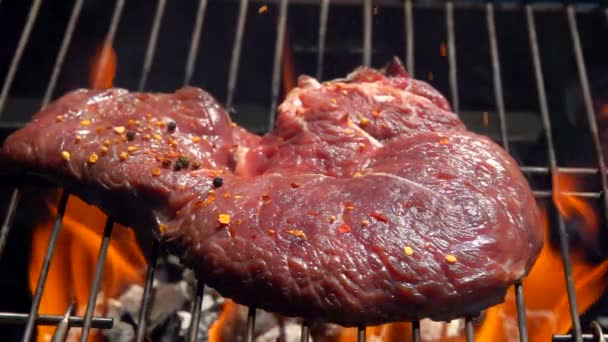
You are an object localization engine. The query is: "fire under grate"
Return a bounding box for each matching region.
[0,0,607,341]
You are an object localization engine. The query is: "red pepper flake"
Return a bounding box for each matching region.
[403,246,414,256]
[155,120,166,128]
[267,229,276,236]
[372,108,381,117]
[235,219,242,225]
[370,211,389,223]
[80,119,91,126]
[262,194,271,201]
[151,168,162,176]
[103,139,111,146]
[353,172,362,177]
[88,153,99,164]
[338,224,351,234]
[258,4,268,13]
[361,219,370,226]
[119,152,128,160]
[290,182,300,189]
[100,146,109,155]
[127,146,138,152]
[285,230,307,240]
[230,122,237,128]
[192,136,201,143]
[218,214,231,225]
[358,143,367,152]
[445,254,457,264]
[114,126,126,134]
[439,137,449,145]
[359,117,370,126]
[154,134,162,140]
[75,135,82,143]
[343,128,354,135]
[223,193,232,199]
[329,215,337,224]
[55,115,64,122]
[143,134,151,140]
[234,195,242,199]
[440,42,447,57]
[60,151,70,161]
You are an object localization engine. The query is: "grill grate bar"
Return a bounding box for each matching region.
[41,0,84,107]
[137,0,167,92]
[246,306,256,342]
[525,4,583,341]
[404,0,414,75]
[225,0,250,109]
[534,190,601,199]
[0,312,112,328]
[445,0,459,114]
[79,218,114,342]
[0,0,42,116]
[358,326,366,342]
[0,187,19,260]
[184,0,209,87]
[22,191,70,342]
[486,1,509,153]
[267,0,289,131]
[362,0,372,67]
[135,241,160,342]
[412,320,420,342]
[301,322,310,342]
[188,280,205,342]
[566,4,608,235]
[316,0,330,80]
[465,317,475,342]
[51,302,74,342]
[515,282,529,342]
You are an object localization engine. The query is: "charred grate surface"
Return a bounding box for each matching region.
[0,1,607,341]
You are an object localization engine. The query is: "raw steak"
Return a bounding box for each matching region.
[0,58,543,325]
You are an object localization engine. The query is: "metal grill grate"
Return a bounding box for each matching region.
[0,1,606,341]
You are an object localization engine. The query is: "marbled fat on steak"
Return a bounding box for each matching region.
[1,58,543,325]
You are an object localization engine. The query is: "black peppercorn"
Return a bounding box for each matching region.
[178,155,190,168]
[212,177,223,188]
[167,121,177,132]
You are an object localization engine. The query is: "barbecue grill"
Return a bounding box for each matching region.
[0,0,606,341]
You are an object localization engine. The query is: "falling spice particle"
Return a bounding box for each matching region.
[285,230,307,240]
[159,224,168,234]
[88,153,99,164]
[80,119,91,126]
[403,246,414,256]
[338,224,351,234]
[359,117,370,127]
[427,72,434,81]
[60,151,71,161]
[258,4,268,13]
[445,254,458,264]
[370,211,389,223]
[114,126,126,134]
[119,152,128,160]
[440,42,447,57]
[218,214,231,225]
[440,137,449,145]
[151,168,162,176]
[482,112,489,128]
[213,177,224,188]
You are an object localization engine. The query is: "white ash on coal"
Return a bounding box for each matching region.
[104,255,340,342]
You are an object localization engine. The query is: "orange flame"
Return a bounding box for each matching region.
[208,300,238,342]
[29,196,145,341]
[553,173,598,237]
[89,42,116,90]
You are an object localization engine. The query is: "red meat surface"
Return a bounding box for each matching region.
[1,58,542,325]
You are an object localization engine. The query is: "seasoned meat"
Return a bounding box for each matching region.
[0,58,543,325]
